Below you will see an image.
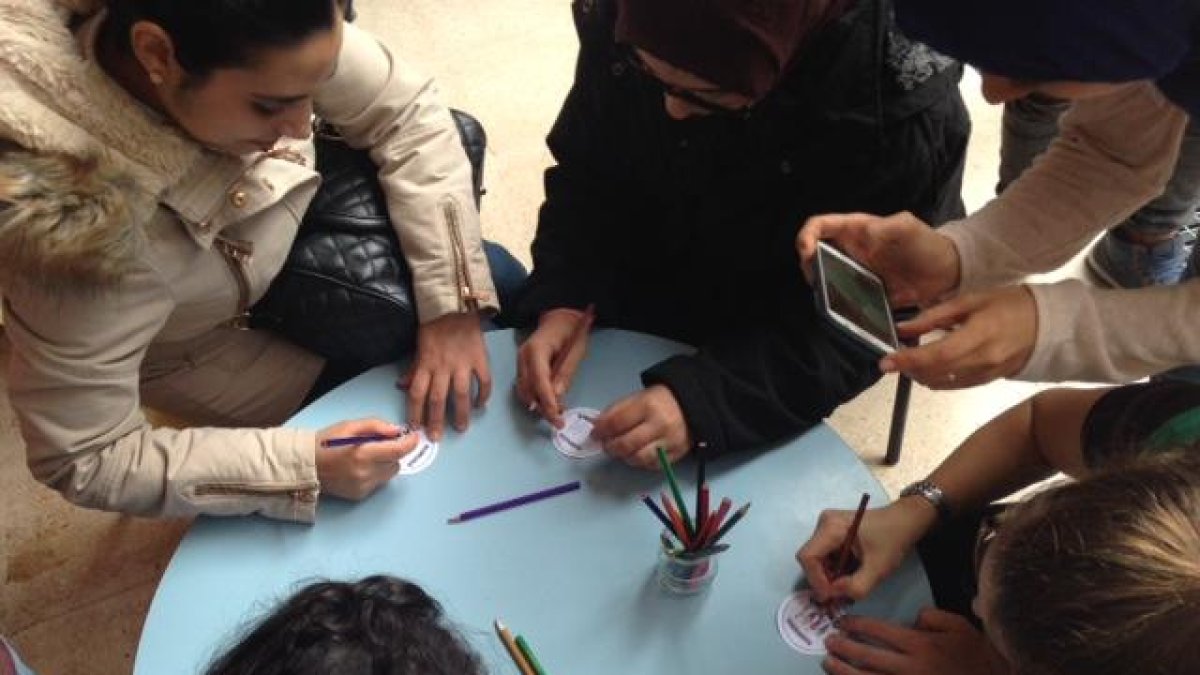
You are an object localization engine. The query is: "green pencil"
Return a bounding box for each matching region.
[515,634,548,675]
[656,446,695,537]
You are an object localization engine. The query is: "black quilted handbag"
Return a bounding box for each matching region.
[250,109,487,368]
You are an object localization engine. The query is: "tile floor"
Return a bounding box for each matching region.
[0,1,1078,672]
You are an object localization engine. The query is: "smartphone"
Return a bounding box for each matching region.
[812,241,899,356]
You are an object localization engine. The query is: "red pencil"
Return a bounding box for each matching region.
[833,493,871,578]
[661,491,691,548]
[696,497,732,549]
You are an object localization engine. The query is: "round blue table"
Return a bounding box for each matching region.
[134,329,930,674]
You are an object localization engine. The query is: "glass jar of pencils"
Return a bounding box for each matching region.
[657,531,721,594]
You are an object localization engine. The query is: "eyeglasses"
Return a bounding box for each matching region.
[625,51,754,120]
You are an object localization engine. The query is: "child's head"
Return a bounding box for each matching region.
[206,576,483,675]
[975,455,1200,675]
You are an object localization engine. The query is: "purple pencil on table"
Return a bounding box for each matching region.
[447,480,582,524]
[319,429,410,448]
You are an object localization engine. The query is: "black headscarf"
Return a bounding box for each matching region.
[895,0,1200,114]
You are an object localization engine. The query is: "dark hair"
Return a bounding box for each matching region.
[106,0,339,80]
[205,576,484,675]
[990,454,1200,675]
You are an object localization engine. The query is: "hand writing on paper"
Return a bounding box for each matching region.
[316,419,417,500]
[823,610,1008,675]
[591,385,692,469]
[795,211,960,308]
[516,307,591,428]
[401,312,492,441]
[880,286,1037,389]
[797,499,937,604]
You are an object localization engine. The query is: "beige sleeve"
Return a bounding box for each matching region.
[313,22,498,321]
[1019,278,1200,382]
[3,266,319,522]
[941,82,1188,291]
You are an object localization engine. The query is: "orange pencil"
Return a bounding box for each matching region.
[494,620,536,675]
[696,497,732,549]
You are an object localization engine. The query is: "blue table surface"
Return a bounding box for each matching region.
[135,329,930,674]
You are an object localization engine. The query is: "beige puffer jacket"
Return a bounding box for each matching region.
[0,0,497,522]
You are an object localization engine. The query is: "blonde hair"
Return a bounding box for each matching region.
[991,454,1200,675]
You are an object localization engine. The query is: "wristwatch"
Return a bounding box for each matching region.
[899,480,952,522]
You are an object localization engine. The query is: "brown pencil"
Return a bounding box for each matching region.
[833,493,871,578]
[494,620,536,675]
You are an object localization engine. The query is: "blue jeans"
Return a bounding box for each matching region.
[999,94,1200,242]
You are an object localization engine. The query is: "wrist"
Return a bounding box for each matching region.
[539,307,585,327]
[899,479,952,528]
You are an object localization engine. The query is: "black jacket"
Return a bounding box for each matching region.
[514,0,969,459]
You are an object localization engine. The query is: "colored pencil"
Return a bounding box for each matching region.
[660,492,691,548]
[656,447,694,537]
[706,502,751,547]
[319,431,406,448]
[695,458,707,535]
[494,621,536,675]
[641,494,679,540]
[697,497,732,549]
[696,485,710,545]
[515,634,548,675]
[447,480,581,524]
[834,493,871,577]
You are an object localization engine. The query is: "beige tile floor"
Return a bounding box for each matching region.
[0,1,1078,672]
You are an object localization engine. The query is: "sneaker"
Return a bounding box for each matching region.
[1086,230,1189,288]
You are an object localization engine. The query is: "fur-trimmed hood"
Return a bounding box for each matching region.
[0,0,202,287]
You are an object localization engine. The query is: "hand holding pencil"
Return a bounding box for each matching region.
[516,304,596,427]
[795,495,932,604]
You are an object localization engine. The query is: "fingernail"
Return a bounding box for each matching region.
[526,401,538,413]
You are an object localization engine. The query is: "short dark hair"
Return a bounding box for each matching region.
[106,0,339,80]
[205,576,484,675]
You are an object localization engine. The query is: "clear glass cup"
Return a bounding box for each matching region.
[657,532,720,594]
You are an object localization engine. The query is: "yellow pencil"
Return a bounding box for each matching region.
[494,620,536,675]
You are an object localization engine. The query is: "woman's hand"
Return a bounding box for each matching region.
[402,312,492,441]
[315,419,417,500]
[516,308,591,428]
[797,499,938,604]
[591,385,692,469]
[796,212,961,308]
[823,609,1009,675]
[881,286,1037,389]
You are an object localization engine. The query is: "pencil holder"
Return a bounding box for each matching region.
[657,533,720,594]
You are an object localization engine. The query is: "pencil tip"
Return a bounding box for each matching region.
[447,517,461,524]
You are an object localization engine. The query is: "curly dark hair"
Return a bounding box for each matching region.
[205,576,484,675]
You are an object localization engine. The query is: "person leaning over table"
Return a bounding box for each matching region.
[798,0,1200,390]
[797,379,1200,675]
[512,0,970,467]
[0,0,522,522]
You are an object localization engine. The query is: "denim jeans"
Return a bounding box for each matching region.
[998,94,1200,241]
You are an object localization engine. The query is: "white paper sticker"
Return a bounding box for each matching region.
[777,590,845,655]
[398,430,439,475]
[553,407,603,458]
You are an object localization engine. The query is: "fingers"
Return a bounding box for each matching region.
[796,212,880,262]
[824,631,907,675]
[452,368,472,433]
[796,510,852,601]
[423,370,451,441]
[914,607,969,632]
[550,330,590,400]
[407,369,431,430]
[475,360,493,408]
[835,615,918,653]
[358,432,420,463]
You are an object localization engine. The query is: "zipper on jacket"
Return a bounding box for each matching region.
[214,236,255,328]
[193,483,319,502]
[442,199,482,312]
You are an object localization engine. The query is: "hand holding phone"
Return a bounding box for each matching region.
[812,241,899,356]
